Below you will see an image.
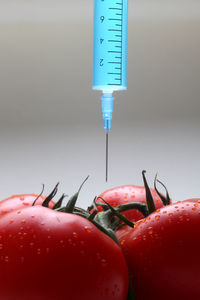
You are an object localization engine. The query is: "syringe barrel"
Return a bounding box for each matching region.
[93,0,128,92]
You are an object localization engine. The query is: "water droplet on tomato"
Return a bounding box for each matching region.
[120,239,125,246]
[148,229,153,235]
[9,219,14,224]
[60,240,64,244]
[84,226,92,233]
[20,196,24,201]
[101,258,108,267]
[4,256,9,262]
[20,257,24,263]
[168,213,173,217]
[194,203,199,207]
[192,207,197,211]
[30,242,34,247]
[23,203,29,206]
[0,244,3,250]
[143,236,147,241]
[46,248,50,254]
[73,232,78,238]
[21,220,26,225]
[162,211,167,214]
[37,248,41,255]
[80,250,85,256]
[1,211,7,215]
[80,240,85,246]
[155,215,160,221]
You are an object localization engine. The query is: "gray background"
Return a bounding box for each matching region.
[0,0,200,207]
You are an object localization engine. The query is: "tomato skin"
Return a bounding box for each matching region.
[0,194,54,216]
[182,198,200,204]
[0,206,129,300]
[120,201,200,300]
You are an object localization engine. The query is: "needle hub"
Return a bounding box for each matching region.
[101,93,114,132]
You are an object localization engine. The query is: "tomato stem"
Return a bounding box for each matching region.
[98,197,134,228]
[32,184,45,206]
[154,174,171,205]
[52,194,67,210]
[116,202,149,218]
[142,170,156,214]
[42,183,59,207]
[64,176,89,213]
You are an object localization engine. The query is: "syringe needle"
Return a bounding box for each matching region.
[106,131,109,182]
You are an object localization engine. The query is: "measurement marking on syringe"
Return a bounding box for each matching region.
[120,0,123,86]
[108,83,121,85]
[108,62,121,64]
[109,18,122,21]
[115,35,122,37]
[108,73,121,75]
[115,57,122,59]
[109,8,122,11]
[108,29,122,32]
[108,40,121,42]
[116,13,122,16]
[115,46,122,48]
[116,2,123,5]
[108,51,121,53]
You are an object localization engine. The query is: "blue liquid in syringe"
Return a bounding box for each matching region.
[93,0,128,131]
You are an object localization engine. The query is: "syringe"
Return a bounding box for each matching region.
[93,0,128,181]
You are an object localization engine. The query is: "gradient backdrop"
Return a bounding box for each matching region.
[0,0,200,207]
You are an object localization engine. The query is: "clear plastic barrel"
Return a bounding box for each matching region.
[93,0,128,92]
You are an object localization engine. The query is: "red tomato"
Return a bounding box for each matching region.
[183,198,200,204]
[97,185,170,239]
[0,206,129,300]
[0,194,55,216]
[119,201,200,299]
